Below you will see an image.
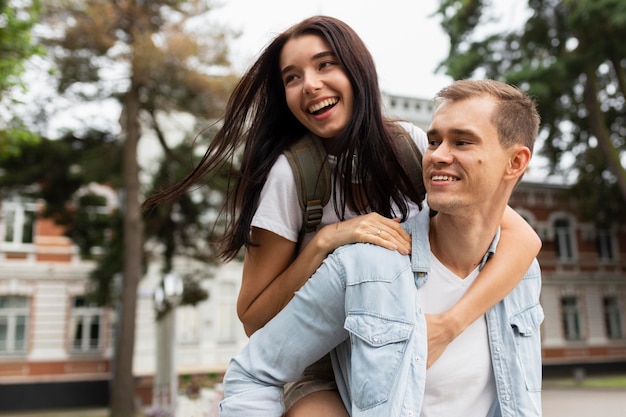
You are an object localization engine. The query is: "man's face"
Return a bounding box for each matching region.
[423,96,512,216]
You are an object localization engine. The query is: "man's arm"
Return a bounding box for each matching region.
[219,254,350,417]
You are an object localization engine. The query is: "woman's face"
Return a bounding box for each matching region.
[279,34,354,139]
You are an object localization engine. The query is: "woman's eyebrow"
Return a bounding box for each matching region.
[280,51,336,75]
[311,50,335,60]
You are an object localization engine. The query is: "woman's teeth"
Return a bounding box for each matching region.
[308,98,338,114]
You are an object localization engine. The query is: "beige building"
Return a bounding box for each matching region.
[511,181,626,367]
[0,192,114,411]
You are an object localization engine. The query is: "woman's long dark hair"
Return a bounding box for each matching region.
[143,16,425,261]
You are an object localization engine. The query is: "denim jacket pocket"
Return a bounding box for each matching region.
[510,303,545,392]
[344,312,413,410]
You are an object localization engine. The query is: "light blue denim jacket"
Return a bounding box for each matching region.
[219,207,544,417]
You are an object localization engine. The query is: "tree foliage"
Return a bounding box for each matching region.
[0,129,122,210]
[436,0,626,223]
[144,139,232,268]
[37,1,238,415]
[0,0,41,94]
[0,0,42,159]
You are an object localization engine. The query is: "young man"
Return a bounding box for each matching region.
[219,79,543,417]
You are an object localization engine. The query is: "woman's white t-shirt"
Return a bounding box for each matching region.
[251,122,428,248]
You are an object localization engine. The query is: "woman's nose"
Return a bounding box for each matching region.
[303,72,323,94]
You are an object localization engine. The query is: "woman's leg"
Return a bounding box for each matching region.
[285,390,348,417]
[283,354,347,416]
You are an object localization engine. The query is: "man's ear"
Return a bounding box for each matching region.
[505,145,532,181]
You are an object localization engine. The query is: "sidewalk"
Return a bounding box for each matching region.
[542,387,626,417]
[2,387,625,416]
[0,409,107,417]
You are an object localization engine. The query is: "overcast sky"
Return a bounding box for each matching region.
[211,0,454,99]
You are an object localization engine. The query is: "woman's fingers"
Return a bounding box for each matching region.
[329,213,412,255]
[358,215,411,255]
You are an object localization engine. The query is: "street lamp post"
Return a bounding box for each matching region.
[152,272,184,417]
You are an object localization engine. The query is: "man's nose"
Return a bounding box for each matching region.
[430,141,453,163]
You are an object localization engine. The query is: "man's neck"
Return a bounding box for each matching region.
[428,211,501,278]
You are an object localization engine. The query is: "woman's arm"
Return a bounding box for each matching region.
[222,250,352,417]
[238,213,411,335]
[425,205,541,367]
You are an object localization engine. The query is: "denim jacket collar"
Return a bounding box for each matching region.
[404,204,501,275]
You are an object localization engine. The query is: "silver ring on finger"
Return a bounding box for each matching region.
[377,228,381,236]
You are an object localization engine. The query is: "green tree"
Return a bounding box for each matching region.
[39,1,237,415]
[436,0,626,221]
[0,0,41,159]
[0,129,122,211]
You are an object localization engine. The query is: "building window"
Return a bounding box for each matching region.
[603,296,623,340]
[70,296,102,352]
[74,193,111,258]
[177,305,199,344]
[596,228,615,262]
[554,218,575,261]
[1,201,36,245]
[0,296,29,354]
[561,296,582,341]
[217,283,237,343]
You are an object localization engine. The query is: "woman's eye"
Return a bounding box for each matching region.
[283,74,297,85]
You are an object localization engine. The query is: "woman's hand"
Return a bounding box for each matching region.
[315,212,411,256]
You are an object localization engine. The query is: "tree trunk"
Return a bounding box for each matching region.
[583,67,626,202]
[110,80,143,417]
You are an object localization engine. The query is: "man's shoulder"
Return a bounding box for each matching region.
[335,242,406,259]
[501,258,542,311]
[334,243,411,279]
[519,258,541,282]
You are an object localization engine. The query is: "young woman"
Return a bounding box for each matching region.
[144,15,541,417]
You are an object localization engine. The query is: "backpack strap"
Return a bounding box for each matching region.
[284,133,331,238]
[283,127,423,251]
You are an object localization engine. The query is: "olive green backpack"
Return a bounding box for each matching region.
[284,129,423,246]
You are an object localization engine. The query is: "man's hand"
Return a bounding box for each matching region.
[425,312,461,368]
